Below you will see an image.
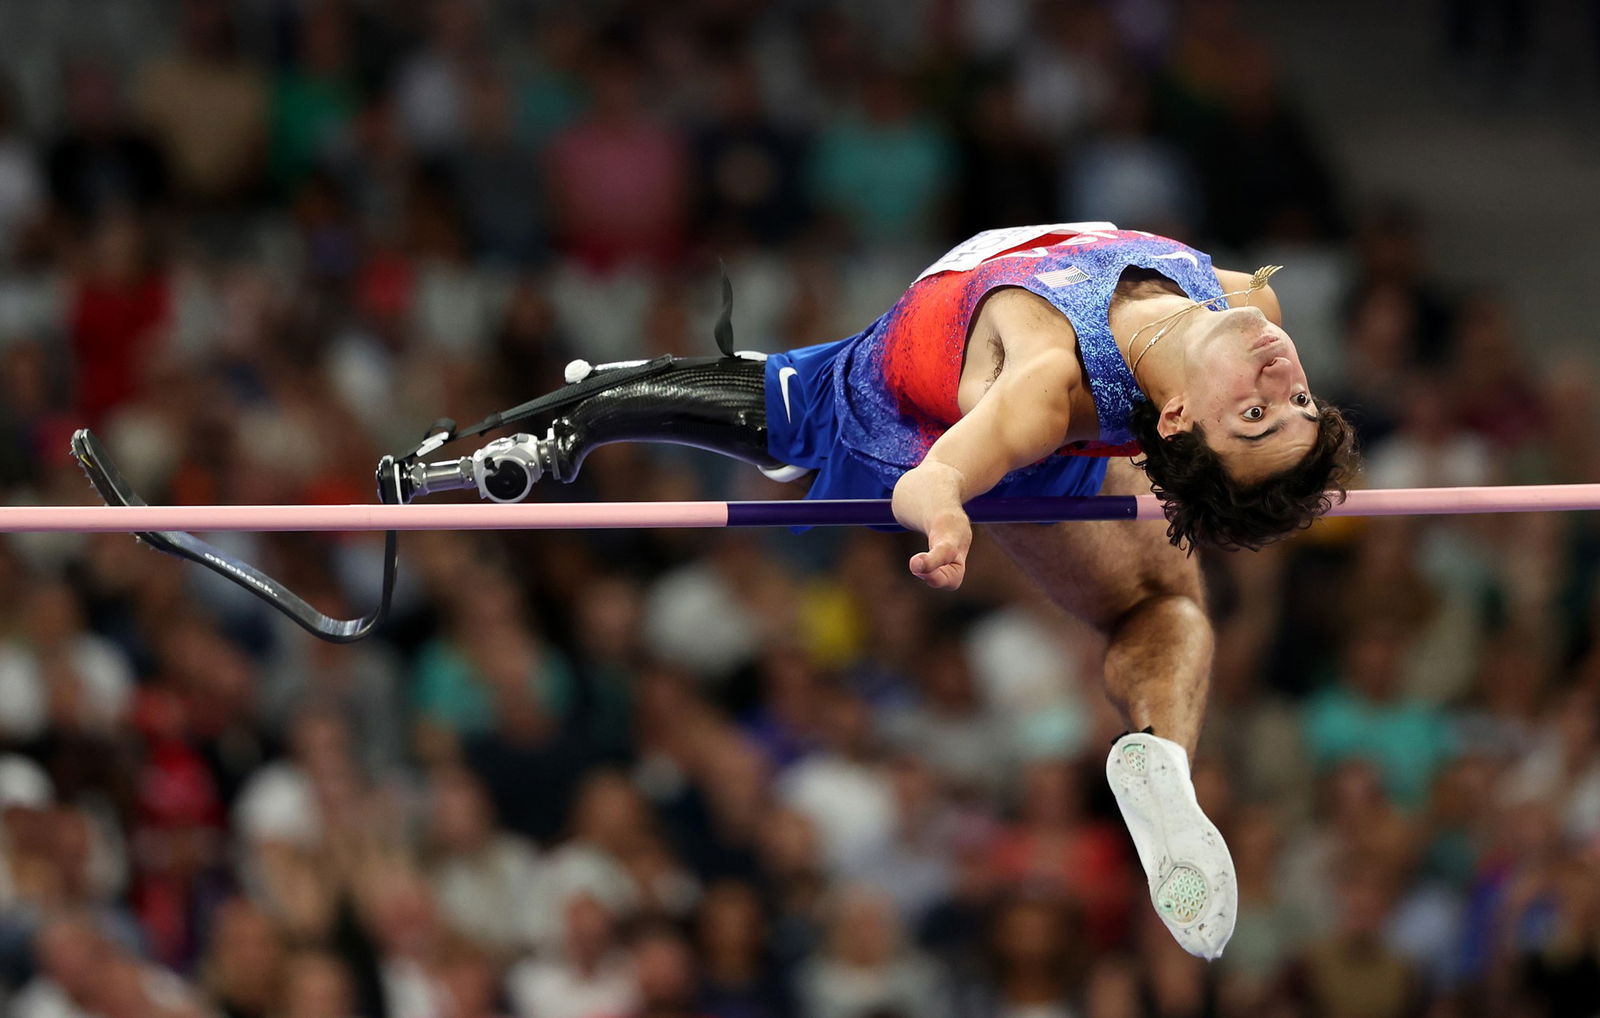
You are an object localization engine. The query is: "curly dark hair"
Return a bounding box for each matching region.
[1128,397,1358,551]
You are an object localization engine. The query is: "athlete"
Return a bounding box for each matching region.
[392,222,1358,959]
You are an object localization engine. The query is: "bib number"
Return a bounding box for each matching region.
[915,222,1118,282]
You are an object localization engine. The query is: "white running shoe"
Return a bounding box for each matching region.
[1106,731,1237,960]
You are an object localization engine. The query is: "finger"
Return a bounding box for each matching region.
[911,548,959,577]
[909,553,965,589]
[925,562,965,590]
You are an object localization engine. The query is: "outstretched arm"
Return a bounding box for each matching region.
[891,331,1079,590]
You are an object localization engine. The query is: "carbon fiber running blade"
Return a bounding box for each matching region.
[69,428,395,643]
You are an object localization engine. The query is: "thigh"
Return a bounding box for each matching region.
[984,458,1205,632]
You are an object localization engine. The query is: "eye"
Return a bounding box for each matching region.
[1293,392,1312,407]
[1243,406,1265,421]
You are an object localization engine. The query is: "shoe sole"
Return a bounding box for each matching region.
[1107,734,1237,959]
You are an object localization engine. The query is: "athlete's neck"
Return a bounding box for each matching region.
[1109,291,1208,409]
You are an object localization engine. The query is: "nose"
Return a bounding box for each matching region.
[1260,356,1293,381]
[1260,355,1296,392]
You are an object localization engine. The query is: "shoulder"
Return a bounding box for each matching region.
[1214,268,1282,325]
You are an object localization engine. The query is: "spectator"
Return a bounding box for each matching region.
[755,807,829,971]
[134,0,268,206]
[458,647,592,844]
[268,2,361,195]
[951,74,1057,241]
[1065,73,1200,237]
[45,60,171,228]
[413,566,576,749]
[776,685,895,876]
[546,41,689,271]
[1195,42,1342,247]
[1304,627,1456,809]
[451,69,544,266]
[511,10,589,147]
[695,880,793,1018]
[631,922,706,1018]
[506,892,637,1018]
[1217,807,1306,1010]
[796,884,951,1018]
[0,579,133,742]
[881,635,1008,796]
[0,76,42,263]
[435,938,509,1018]
[854,754,958,926]
[279,950,360,1018]
[806,70,954,249]
[988,758,1132,949]
[977,893,1085,1018]
[15,913,202,1018]
[1499,686,1600,847]
[1282,858,1425,1018]
[261,616,407,779]
[233,708,364,854]
[66,210,169,428]
[423,765,545,955]
[1511,856,1600,1018]
[690,57,810,250]
[1362,373,1495,490]
[198,897,286,1018]
[356,860,453,1018]
[393,0,487,155]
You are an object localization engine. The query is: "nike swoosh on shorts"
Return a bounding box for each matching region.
[778,366,799,422]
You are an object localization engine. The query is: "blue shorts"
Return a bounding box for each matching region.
[764,335,1111,503]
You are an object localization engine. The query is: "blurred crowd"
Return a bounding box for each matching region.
[0,1,1597,1017]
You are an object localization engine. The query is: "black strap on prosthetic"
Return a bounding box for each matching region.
[458,355,677,441]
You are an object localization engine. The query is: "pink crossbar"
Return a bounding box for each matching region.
[6,484,1600,533]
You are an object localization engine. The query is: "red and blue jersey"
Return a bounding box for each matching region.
[764,223,1226,502]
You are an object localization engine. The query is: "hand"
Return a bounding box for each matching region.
[908,508,972,590]
[893,463,973,590]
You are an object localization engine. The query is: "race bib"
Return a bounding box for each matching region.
[914,222,1118,282]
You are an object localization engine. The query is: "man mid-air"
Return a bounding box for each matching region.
[402,222,1357,959]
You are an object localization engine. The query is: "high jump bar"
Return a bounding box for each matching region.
[8,484,1600,533]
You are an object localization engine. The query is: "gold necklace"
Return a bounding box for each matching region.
[1126,265,1284,380]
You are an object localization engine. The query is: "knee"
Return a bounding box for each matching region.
[1108,590,1212,643]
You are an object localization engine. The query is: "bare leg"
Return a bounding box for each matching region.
[985,459,1234,960]
[1101,595,1213,756]
[985,458,1213,756]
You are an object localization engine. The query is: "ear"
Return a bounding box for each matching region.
[1155,395,1190,440]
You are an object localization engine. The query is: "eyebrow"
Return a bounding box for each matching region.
[1235,422,1283,443]
[1235,411,1317,442]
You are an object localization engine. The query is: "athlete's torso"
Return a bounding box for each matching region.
[875,223,1226,456]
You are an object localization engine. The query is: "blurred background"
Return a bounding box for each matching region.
[0,0,1599,1016]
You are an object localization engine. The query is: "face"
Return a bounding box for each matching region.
[1157,305,1318,484]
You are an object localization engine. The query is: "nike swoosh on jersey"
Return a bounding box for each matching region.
[1153,251,1200,267]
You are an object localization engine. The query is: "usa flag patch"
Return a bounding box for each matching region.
[1034,266,1088,289]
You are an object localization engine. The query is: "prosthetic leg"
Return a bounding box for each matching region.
[394,353,801,504]
[69,274,800,642]
[379,269,812,505]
